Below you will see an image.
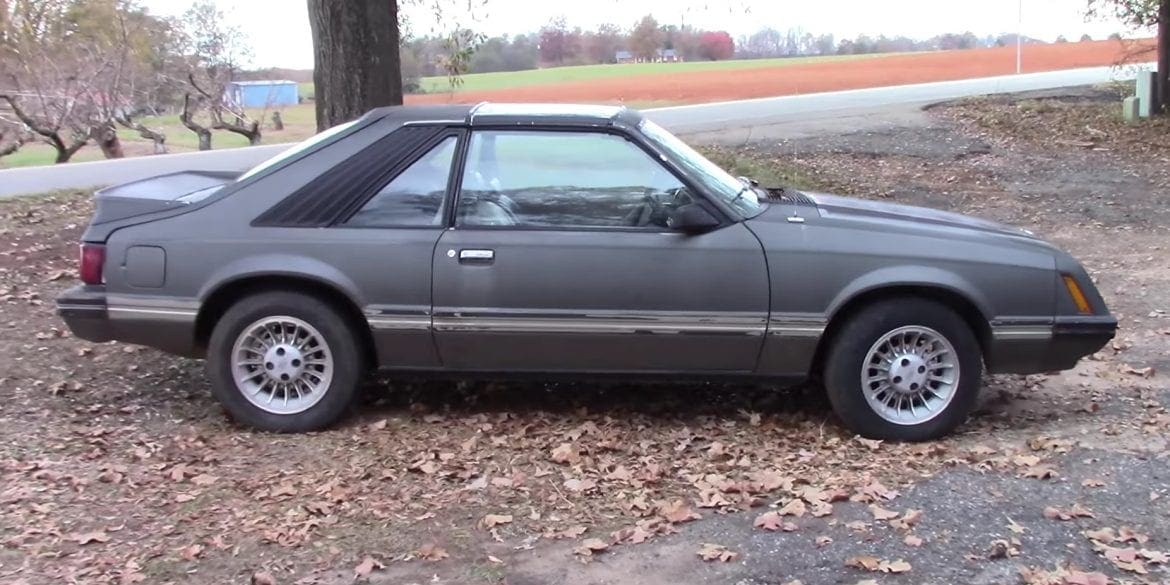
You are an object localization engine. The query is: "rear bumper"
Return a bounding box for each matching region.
[56,285,202,357]
[988,315,1118,374]
[57,285,115,343]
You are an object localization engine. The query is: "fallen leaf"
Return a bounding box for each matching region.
[1104,546,1148,574]
[753,511,797,532]
[190,473,218,487]
[815,536,832,547]
[353,556,384,578]
[1082,478,1106,488]
[778,498,806,517]
[696,543,738,562]
[180,543,204,561]
[1139,549,1168,564]
[606,466,633,482]
[368,419,387,431]
[855,437,883,450]
[1118,526,1149,543]
[1084,527,1116,543]
[573,538,609,557]
[563,478,597,492]
[417,543,449,561]
[904,534,923,547]
[870,504,899,521]
[479,514,513,529]
[1022,465,1058,479]
[1063,570,1110,585]
[658,499,701,524]
[1122,365,1155,378]
[555,525,588,540]
[845,556,881,571]
[988,539,1019,559]
[70,531,110,545]
[880,559,912,573]
[250,571,277,585]
[1044,504,1094,521]
[550,443,580,464]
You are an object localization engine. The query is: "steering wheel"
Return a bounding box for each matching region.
[633,189,669,227]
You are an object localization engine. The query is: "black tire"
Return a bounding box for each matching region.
[823,297,982,441]
[206,291,366,432]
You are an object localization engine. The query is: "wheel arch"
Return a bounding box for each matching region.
[811,273,993,378]
[194,271,375,366]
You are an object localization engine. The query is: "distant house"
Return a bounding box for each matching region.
[657,48,680,62]
[227,80,299,109]
[615,48,682,64]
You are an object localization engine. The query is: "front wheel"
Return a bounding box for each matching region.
[206,291,366,432]
[823,298,982,441]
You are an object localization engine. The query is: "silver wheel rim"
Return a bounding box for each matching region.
[861,325,960,426]
[231,316,334,415]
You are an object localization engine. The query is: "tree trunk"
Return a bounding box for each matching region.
[118,116,168,154]
[1159,0,1170,113]
[213,113,262,145]
[180,94,213,151]
[91,122,125,159]
[272,111,284,131]
[307,0,401,131]
[0,139,19,158]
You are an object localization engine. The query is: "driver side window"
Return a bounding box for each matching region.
[457,130,690,228]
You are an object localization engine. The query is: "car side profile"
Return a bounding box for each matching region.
[56,103,1117,441]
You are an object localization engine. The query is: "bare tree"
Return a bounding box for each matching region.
[0,116,26,159]
[180,0,261,146]
[180,94,212,151]
[0,0,178,162]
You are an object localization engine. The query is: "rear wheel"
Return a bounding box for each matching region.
[206,291,365,432]
[823,298,982,441]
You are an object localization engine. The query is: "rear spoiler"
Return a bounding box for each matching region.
[90,170,241,225]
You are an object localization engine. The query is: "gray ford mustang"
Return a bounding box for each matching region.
[56,103,1116,440]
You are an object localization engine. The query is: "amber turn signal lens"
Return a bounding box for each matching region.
[1062,275,1092,315]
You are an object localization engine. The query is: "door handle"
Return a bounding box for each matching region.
[458,249,495,264]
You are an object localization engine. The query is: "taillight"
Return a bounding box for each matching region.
[79,243,106,285]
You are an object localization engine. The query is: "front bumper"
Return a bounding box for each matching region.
[57,284,115,343]
[987,315,1118,374]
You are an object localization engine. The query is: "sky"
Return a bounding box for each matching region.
[140,0,1140,70]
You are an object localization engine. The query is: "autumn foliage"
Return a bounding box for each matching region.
[698,31,735,61]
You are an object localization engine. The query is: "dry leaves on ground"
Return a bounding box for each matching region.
[697,543,738,563]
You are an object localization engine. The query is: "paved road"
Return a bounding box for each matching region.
[0,64,1149,198]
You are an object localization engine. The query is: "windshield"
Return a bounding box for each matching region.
[638,119,762,217]
[235,119,360,182]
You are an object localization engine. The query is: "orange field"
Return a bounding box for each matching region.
[410,39,1153,106]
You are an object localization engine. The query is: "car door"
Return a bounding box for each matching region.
[430,128,770,373]
[332,131,462,368]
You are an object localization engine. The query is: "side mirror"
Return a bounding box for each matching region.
[667,204,721,234]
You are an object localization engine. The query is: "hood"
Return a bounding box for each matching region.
[797,191,1039,240]
[758,188,1043,241]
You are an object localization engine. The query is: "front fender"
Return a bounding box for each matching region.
[826,265,994,321]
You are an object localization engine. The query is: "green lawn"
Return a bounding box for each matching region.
[295,54,888,98]
[419,54,886,93]
[1,104,319,169]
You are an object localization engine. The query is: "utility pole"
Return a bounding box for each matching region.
[1016,0,1023,74]
[1159,0,1170,112]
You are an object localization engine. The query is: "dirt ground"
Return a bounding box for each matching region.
[1,89,1169,585]
[411,39,1154,106]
